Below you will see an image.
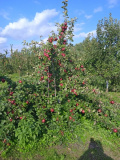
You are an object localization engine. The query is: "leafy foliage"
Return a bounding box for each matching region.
[0,1,120,158]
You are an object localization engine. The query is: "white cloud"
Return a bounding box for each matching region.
[74,30,96,38]
[108,0,119,8]
[0,27,2,31]
[94,7,103,13]
[74,23,85,32]
[0,10,10,20]
[0,37,7,44]
[0,9,59,40]
[85,14,93,19]
[42,37,48,43]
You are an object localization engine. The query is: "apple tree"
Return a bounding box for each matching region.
[96,13,120,92]
[76,13,120,91]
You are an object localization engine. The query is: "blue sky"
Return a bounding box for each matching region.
[0,0,120,55]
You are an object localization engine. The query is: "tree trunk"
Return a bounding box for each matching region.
[106,80,109,92]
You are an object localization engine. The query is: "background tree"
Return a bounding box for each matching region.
[74,13,120,92]
[96,13,120,91]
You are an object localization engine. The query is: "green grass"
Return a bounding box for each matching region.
[8,73,20,81]
[107,92,120,103]
[1,118,119,160]
[0,73,20,88]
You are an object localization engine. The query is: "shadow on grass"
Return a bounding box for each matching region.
[78,138,113,160]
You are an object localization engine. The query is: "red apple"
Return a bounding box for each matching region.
[11,100,15,104]
[61,48,65,51]
[42,119,46,123]
[1,78,5,83]
[64,26,67,30]
[9,92,13,96]
[48,37,53,43]
[44,52,49,58]
[54,37,58,41]
[81,110,85,114]
[71,89,75,93]
[26,101,29,104]
[60,32,64,35]
[110,100,114,104]
[61,53,66,57]
[20,116,23,119]
[70,109,73,113]
[40,76,44,81]
[59,36,62,39]
[98,109,102,113]
[82,81,85,85]
[53,45,57,48]
[113,129,117,133]
[50,108,54,112]
[81,65,84,68]
[76,103,79,106]
[64,69,67,73]
[19,80,22,83]
[64,22,67,26]
[10,118,13,122]
[69,116,72,120]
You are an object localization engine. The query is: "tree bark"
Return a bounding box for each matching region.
[106,80,109,92]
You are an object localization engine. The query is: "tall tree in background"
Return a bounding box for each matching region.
[96,13,120,91]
